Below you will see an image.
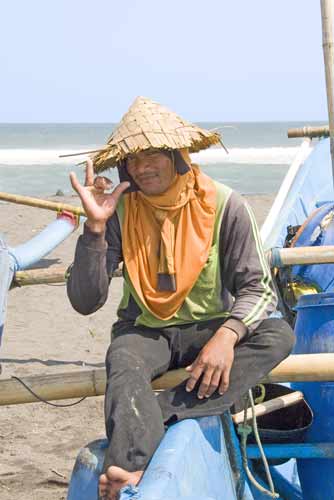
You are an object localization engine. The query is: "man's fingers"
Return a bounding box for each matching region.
[93,176,114,192]
[219,367,231,395]
[185,362,204,393]
[70,171,83,195]
[111,181,130,202]
[197,366,215,399]
[204,369,222,398]
[85,159,95,186]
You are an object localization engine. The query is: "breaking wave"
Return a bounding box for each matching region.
[0,146,302,167]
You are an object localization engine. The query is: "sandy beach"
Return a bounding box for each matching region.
[0,192,274,500]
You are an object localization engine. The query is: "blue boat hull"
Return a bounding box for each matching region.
[67,415,256,500]
[68,138,334,500]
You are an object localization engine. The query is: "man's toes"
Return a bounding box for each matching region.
[99,473,108,485]
[99,474,111,498]
[105,465,130,482]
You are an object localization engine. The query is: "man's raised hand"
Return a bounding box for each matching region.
[70,159,130,233]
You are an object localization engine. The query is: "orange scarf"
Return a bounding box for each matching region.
[123,155,216,320]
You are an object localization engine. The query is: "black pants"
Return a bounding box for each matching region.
[103,318,294,472]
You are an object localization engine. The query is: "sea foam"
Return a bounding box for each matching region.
[0,146,302,167]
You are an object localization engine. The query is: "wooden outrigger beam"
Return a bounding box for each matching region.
[287,125,329,139]
[1,353,334,406]
[269,245,334,267]
[12,246,334,288]
[0,192,85,217]
[13,266,122,287]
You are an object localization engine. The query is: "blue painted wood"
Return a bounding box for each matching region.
[247,443,334,459]
[264,137,334,250]
[67,416,255,500]
[249,464,303,500]
[292,293,334,499]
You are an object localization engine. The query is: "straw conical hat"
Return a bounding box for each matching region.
[92,96,223,172]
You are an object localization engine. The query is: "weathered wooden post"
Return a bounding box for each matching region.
[321,0,334,187]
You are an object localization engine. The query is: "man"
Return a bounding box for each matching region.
[67,97,294,500]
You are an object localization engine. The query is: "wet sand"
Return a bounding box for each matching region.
[0,193,274,499]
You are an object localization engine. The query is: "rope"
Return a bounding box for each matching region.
[254,383,266,404]
[237,390,279,498]
[11,376,87,407]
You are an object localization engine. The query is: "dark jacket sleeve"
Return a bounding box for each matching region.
[66,213,123,315]
[220,191,277,340]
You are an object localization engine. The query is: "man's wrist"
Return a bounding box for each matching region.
[215,326,239,346]
[223,317,248,342]
[85,220,106,235]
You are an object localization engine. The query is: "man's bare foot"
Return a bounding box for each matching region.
[99,465,143,500]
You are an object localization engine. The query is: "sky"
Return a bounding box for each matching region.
[0,0,330,122]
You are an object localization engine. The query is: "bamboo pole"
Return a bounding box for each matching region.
[0,192,85,217]
[232,391,304,425]
[13,266,122,287]
[13,268,68,286]
[12,245,334,288]
[287,125,329,139]
[1,354,334,406]
[269,245,334,268]
[59,148,108,158]
[320,0,334,188]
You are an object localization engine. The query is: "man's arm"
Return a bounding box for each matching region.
[185,191,277,399]
[66,159,128,315]
[66,214,122,315]
[220,191,277,341]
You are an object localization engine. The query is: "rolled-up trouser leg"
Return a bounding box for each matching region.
[103,327,172,472]
[157,318,295,422]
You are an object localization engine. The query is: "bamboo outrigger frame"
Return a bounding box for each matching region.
[0,192,85,217]
[0,353,334,407]
[11,245,334,288]
[287,125,329,139]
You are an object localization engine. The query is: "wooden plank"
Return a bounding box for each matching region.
[232,391,304,424]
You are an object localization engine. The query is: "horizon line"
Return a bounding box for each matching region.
[0,119,328,126]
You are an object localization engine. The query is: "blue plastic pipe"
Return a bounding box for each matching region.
[0,236,15,344]
[0,215,78,345]
[9,217,76,271]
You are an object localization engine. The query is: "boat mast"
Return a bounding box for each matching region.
[320,0,334,187]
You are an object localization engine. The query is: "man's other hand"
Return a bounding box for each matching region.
[185,327,238,399]
[70,159,130,233]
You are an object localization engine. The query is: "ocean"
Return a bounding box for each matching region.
[0,121,322,197]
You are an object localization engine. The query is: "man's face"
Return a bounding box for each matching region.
[126,149,175,195]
